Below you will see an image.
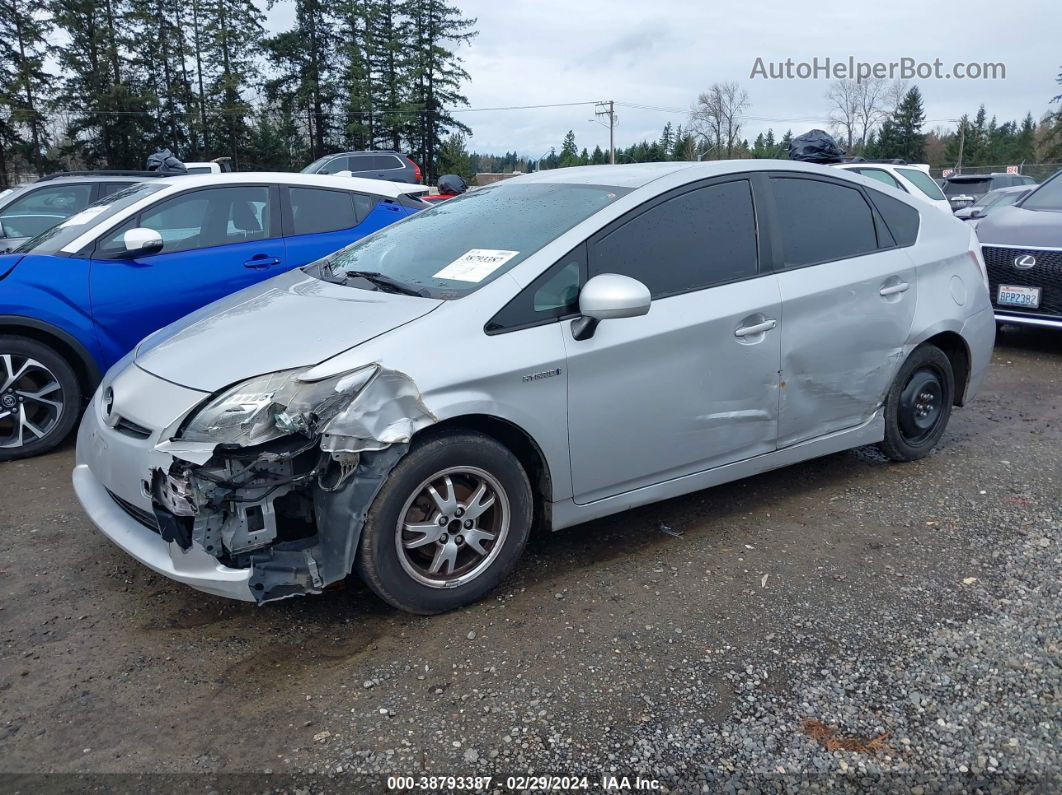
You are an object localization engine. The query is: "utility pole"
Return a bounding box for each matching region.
[596,100,616,164]
[955,120,966,175]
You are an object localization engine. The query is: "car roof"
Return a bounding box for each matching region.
[150,171,426,197]
[986,185,1031,194]
[946,173,1009,181]
[326,150,405,156]
[504,159,891,190]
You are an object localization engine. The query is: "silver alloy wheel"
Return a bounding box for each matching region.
[0,354,64,449]
[396,466,510,588]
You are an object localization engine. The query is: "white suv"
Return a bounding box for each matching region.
[834,162,952,214]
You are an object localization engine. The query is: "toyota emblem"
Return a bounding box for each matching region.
[1013,254,1037,270]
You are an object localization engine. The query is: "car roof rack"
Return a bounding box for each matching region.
[35,170,174,182]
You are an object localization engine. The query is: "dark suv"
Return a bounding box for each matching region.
[943,172,1037,211]
[976,169,1062,330]
[301,151,422,184]
[0,172,162,252]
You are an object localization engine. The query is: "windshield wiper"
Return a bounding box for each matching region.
[343,270,430,297]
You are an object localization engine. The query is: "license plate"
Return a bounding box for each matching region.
[997,284,1041,308]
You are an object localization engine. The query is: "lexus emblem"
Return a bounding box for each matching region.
[103,387,114,416]
[1013,254,1037,270]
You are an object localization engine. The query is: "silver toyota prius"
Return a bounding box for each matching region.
[72,161,996,614]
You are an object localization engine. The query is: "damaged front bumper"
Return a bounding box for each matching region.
[74,361,434,604]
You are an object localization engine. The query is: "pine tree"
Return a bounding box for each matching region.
[201,0,263,167]
[0,0,52,176]
[335,0,373,150]
[402,0,476,181]
[558,129,578,167]
[367,0,410,152]
[51,0,154,168]
[658,121,674,158]
[436,131,472,179]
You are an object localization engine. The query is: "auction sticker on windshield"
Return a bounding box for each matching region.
[434,249,519,282]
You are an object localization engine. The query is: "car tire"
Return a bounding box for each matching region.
[879,344,954,463]
[355,430,533,614]
[0,335,81,462]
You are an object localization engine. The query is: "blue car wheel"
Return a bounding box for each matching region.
[0,336,81,461]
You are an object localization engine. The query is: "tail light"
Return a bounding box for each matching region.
[408,159,422,184]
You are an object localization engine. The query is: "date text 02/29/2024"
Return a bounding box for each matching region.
[386,774,662,791]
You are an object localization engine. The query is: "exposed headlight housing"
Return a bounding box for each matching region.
[179,365,378,447]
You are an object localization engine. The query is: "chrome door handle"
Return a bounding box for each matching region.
[734,319,777,337]
[879,282,910,296]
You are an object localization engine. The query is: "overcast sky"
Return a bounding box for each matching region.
[265,0,1060,158]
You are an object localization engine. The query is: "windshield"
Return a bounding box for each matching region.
[318,183,629,298]
[943,178,990,197]
[16,182,164,255]
[1020,172,1062,211]
[898,168,946,200]
[301,155,335,174]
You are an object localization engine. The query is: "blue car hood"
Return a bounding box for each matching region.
[135,268,441,392]
[976,205,1062,248]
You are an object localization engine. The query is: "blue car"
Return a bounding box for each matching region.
[0,173,428,460]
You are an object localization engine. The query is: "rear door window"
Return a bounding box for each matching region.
[288,187,361,235]
[589,179,759,299]
[348,155,377,173]
[866,190,920,247]
[770,177,879,267]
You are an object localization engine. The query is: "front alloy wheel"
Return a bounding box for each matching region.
[0,354,65,449]
[0,338,81,461]
[397,467,510,588]
[356,431,533,614]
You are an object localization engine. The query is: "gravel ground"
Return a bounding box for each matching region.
[0,326,1059,793]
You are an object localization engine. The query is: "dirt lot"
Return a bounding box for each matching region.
[1,328,1059,791]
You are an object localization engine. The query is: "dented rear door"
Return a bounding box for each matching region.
[769,175,917,447]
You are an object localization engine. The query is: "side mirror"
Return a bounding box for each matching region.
[968,208,986,219]
[123,227,163,257]
[572,273,651,341]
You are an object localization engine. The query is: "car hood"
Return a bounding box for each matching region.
[135,268,442,392]
[976,205,1062,248]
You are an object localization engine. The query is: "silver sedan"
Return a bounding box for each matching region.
[73,161,995,613]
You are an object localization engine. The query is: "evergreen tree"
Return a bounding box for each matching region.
[51,0,155,168]
[402,0,476,181]
[558,129,578,167]
[436,131,472,179]
[201,0,264,167]
[366,0,410,152]
[658,121,674,158]
[262,0,335,161]
[0,0,52,176]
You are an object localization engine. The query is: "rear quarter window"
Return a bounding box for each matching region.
[867,190,920,247]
